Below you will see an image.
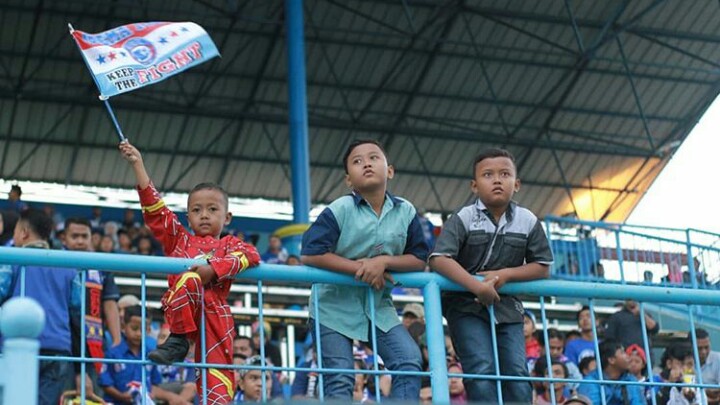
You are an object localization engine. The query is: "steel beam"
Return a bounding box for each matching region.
[0,89,658,157]
[0,135,642,195]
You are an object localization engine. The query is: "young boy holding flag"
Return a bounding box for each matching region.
[119,140,260,404]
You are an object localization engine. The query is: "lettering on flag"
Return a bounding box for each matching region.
[71,22,220,98]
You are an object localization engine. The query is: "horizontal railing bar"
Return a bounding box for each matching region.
[2,248,719,305]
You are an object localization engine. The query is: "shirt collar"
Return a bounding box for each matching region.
[474,199,516,222]
[350,190,403,206]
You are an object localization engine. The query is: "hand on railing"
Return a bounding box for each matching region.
[471,276,500,306]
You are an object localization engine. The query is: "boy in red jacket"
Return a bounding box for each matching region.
[120,141,260,404]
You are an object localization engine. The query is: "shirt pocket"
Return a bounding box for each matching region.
[380,229,408,256]
[459,231,491,271]
[499,235,527,266]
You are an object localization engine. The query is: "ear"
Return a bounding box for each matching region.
[470,179,478,195]
[345,173,352,189]
[387,164,395,180]
[224,212,232,226]
[514,178,521,193]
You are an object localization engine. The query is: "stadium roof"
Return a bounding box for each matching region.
[1,0,719,222]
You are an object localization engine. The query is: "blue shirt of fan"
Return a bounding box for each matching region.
[98,338,161,402]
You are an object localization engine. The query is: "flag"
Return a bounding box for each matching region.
[71,22,220,98]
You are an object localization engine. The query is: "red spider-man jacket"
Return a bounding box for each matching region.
[137,182,260,298]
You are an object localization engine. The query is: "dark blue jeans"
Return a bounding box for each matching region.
[39,359,71,405]
[446,309,531,403]
[311,321,422,401]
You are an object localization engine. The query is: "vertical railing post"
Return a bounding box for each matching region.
[285,0,311,256]
[0,297,45,405]
[615,229,626,284]
[686,230,698,289]
[423,280,449,403]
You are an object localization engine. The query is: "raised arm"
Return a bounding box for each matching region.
[119,141,150,189]
[120,141,187,255]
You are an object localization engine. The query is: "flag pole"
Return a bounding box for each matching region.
[68,23,126,142]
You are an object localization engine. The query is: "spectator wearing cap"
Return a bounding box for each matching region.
[402,303,425,329]
[524,310,541,360]
[626,343,662,403]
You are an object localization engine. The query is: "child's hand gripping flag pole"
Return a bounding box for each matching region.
[68,22,220,142]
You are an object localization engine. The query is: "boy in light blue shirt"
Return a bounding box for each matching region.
[301,139,428,400]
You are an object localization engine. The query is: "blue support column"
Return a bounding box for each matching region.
[285,0,311,255]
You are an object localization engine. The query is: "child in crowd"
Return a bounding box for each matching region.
[235,355,273,403]
[430,148,553,403]
[119,140,261,404]
[301,139,428,400]
[534,357,569,405]
[99,305,183,404]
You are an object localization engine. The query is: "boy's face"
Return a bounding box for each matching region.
[187,188,231,238]
[628,352,645,375]
[523,316,535,337]
[543,364,567,391]
[234,338,254,358]
[549,337,565,358]
[124,316,143,349]
[345,143,394,193]
[240,370,271,402]
[471,157,519,208]
[578,309,592,332]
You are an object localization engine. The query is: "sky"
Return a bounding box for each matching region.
[628,95,720,235]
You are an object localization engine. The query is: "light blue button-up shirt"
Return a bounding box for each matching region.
[301,192,428,341]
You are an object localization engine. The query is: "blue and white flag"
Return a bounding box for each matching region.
[71,22,220,98]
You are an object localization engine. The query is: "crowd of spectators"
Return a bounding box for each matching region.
[3,186,720,404]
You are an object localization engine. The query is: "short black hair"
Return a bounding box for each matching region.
[599,339,624,370]
[693,328,709,340]
[235,335,255,349]
[18,209,53,241]
[660,343,692,369]
[538,328,565,346]
[10,185,22,196]
[342,139,387,174]
[189,182,229,209]
[123,304,144,325]
[578,356,596,375]
[533,356,569,378]
[65,217,92,231]
[472,148,516,176]
[577,305,591,322]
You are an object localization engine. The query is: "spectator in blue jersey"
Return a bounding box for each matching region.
[99,305,186,404]
[261,235,288,264]
[578,340,644,405]
[0,208,80,405]
[3,184,28,213]
[565,306,597,366]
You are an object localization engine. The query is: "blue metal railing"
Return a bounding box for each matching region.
[2,246,720,404]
